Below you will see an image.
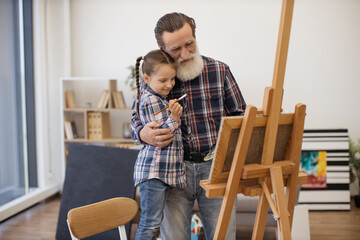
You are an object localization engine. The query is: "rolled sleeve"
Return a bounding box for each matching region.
[224,67,246,116]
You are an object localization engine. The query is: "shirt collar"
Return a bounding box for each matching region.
[144,84,167,100]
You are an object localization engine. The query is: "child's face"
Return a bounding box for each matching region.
[144,64,176,97]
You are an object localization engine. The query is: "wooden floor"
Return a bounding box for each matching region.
[0,193,359,240]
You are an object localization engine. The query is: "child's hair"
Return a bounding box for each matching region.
[135,50,176,118]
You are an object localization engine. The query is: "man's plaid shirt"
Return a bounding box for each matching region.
[131,56,246,161]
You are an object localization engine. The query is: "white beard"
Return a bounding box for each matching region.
[176,47,204,82]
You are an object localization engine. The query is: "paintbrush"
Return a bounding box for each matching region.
[154,93,187,115]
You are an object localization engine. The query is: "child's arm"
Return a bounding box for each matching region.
[140,96,164,123]
[140,96,181,134]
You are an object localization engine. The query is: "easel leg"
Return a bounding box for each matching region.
[285,103,306,227]
[270,166,291,240]
[252,192,270,240]
[214,106,258,239]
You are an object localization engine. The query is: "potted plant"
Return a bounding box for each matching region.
[125,65,136,92]
[349,138,360,207]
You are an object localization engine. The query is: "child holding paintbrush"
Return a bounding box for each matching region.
[132,49,186,240]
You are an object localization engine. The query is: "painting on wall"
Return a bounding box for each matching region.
[300,151,327,189]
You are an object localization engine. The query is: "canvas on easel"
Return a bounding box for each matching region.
[200,0,308,239]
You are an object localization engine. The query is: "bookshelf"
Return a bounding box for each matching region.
[60,77,135,179]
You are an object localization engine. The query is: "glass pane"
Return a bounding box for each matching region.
[0,0,27,206]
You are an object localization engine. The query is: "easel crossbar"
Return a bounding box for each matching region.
[200,171,307,199]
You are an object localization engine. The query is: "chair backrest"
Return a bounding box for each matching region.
[67,197,138,240]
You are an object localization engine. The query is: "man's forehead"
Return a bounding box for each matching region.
[162,24,194,48]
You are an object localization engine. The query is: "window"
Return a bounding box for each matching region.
[0,0,36,207]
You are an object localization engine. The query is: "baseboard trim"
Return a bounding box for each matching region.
[0,184,60,222]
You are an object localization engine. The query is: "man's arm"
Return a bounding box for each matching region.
[223,66,247,116]
[139,123,174,147]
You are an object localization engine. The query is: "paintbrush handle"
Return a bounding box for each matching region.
[154,93,187,115]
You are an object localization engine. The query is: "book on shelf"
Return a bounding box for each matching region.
[64,91,76,108]
[96,90,110,109]
[70,121,78,138]
[112,91,120,109]
[64,120,73,140]
[87,112,96,139]
[117,91,126,108]
[95,112,110,139]
[87,112,110,140]
[112,91,126,109]
[64,120,78,140]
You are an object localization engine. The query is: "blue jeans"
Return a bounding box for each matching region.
[160,160,237,240]
[136,179,170,240]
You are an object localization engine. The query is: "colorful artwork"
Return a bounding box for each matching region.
[191,213,203,240]
[204,148,216,161]
[157,214,203,240]
[300,151,327,189]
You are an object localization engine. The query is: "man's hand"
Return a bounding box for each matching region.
[139,121,174,147]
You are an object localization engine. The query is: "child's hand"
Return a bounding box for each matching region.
[168,99,183,122]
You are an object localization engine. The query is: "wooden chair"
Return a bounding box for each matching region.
[67,197,138,240]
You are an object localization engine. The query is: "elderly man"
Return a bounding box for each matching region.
[131,12,246,239]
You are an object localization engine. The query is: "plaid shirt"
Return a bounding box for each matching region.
[133,85,186,188]
[131,55,246,158]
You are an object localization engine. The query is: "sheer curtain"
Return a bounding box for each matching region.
[0,0,27,208]
[0,0,67,221]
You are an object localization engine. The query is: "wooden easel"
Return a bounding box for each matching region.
[200,0,307,239]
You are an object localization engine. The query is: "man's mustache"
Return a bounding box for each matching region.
[178,53,195,63]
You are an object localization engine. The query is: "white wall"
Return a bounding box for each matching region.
[68,0,360,140]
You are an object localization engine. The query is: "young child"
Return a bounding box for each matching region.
[132,50,186,240]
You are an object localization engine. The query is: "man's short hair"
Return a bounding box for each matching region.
[154,12,196,49]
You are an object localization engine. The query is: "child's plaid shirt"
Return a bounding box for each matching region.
[133,85,186,188]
